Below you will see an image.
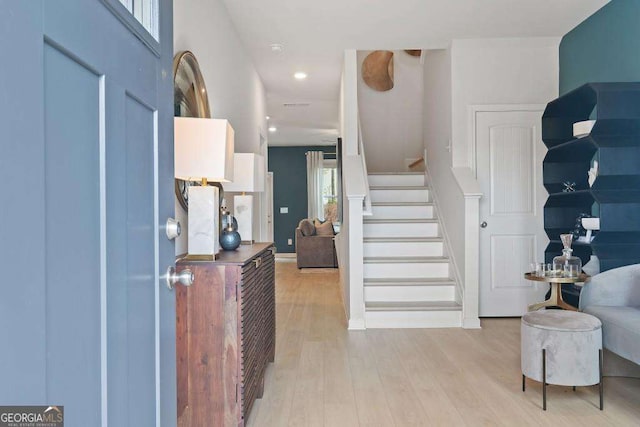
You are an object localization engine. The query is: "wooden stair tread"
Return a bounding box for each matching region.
[365,301,462,311]
[370,185,428,190]
[363,237,442,243]
[364,218,438,224]
[363,256,449,264]
[371,201,434,206]
[364,278,455,286]
[368,172,423,176]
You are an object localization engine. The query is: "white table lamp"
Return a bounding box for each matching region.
[174,117,234,258]
[224,153,265,243]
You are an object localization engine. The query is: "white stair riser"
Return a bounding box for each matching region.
[364,285,456,302]
[364,241,443,257]
[365,310,462,329]
[370,189,429,203]
[363,222,438,238]
[368,174,424,187]
[371,204,434,219]
[364,262,449,279]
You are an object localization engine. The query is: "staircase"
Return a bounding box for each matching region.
[364,172,462,328]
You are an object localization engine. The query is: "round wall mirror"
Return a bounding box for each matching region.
[173,51,211,211]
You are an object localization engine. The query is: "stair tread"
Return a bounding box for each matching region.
[364,256,449,263]
[371,202,434,206]
[365,278,455,286]
[366,301,462,311]
[368,172,423,176]
[364,218,438,224]
[364,237,443,243]
[370,185,428,190]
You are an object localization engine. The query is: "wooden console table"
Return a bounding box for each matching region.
[524,272,590,312]
[176,243,276,427]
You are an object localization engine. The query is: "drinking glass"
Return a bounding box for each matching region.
[564,264,580,278]
[547,263,561,277]
[535,262,545,276]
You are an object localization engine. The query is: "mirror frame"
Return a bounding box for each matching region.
[173,50,211,211]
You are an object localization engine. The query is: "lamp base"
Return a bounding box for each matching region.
[188,185,220,257]
[234,194,253,244]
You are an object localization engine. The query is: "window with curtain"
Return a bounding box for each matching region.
[307,152,338,223]
[322,159,338,223]
[306,151,324,220]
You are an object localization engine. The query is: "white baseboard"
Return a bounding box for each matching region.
[463,317,481,329]
[348,318,366,330]
[276,253,296,258]
[276,253,297,263]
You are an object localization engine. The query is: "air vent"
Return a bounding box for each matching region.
[282,103,310,108]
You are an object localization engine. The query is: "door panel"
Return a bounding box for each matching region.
[0,1,47,402]
[124,95,157,426]
[0,1,175,425]
[44,42,102,426]
[490,126,534,215]
[490,235,535,289]
[478,110,548,316]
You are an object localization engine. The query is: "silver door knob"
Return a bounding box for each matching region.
[480,221,488,228]
[165,266,193,290]
[165,218,181,240]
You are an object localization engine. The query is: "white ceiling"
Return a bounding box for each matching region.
[221,0,609,147]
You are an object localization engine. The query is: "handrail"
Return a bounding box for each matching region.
[408,157,425,169]
[357,116,372,215]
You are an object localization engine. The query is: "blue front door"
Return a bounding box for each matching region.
[0,1,176,425]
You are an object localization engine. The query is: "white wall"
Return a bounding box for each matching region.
[422,49,466,282]
[342,50,359,156]
[450,38,560,169]
[336,50,361,326]
[357,50,424,172]
[173,0,268,254]
[423,38,559,290]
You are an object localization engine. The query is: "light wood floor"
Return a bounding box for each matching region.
[247,260,640,427]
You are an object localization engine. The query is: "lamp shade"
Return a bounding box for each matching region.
[224,153,265,192]
[174,117,235,182]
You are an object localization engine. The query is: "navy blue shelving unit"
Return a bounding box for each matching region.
[542,82,640,306]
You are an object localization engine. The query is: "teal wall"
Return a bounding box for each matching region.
[268,146,336,253]
[560,0,640,94]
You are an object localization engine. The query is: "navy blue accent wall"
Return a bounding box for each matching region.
[560,0,640,94]
[268,146,336,253]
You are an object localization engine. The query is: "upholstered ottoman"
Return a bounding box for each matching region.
[521,310,603,410]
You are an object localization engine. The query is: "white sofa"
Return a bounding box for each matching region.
[579,263,640,366]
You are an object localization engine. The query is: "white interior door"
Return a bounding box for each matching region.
[266,172,275,241]
[477,110,549,316]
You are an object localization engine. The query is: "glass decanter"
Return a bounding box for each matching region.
[553,234,582,277]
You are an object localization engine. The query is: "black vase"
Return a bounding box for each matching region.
[220,228,241,251]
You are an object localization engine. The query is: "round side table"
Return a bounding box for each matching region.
[524,272,590,311]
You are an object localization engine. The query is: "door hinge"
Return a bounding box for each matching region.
[235,383,238,402]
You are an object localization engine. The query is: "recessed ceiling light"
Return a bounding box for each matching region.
[268,126,277,132]
[294,72,308,80]
[270,43,284,53]
[265,116,270,120]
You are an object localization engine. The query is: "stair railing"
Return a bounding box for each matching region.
[358,116,372,216]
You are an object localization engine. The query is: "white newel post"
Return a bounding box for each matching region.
[463,194,481,329]
[347,194,366,330]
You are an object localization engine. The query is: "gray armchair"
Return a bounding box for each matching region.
[579,263,640,366]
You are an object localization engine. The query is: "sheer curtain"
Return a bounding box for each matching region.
[306,151,324,220]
